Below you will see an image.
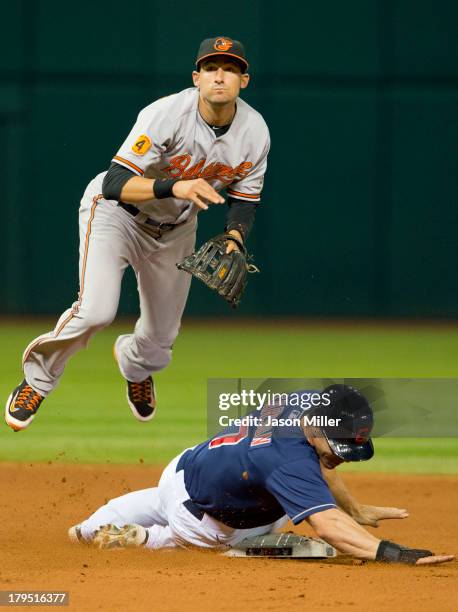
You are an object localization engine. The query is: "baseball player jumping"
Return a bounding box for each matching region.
[68,386,454,565]
[6,36,268,431]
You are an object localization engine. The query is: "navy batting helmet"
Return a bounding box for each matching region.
[320,384,374,462]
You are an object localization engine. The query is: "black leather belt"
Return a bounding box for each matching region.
[176,450,204,521]
[118,201,183,232]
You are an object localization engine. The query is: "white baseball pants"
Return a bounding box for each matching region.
[79,450,288,549]
[22,177,196,396]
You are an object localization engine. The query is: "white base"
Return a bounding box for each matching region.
[223,533,337,558]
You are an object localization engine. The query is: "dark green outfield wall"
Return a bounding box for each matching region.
[1,1,456,317]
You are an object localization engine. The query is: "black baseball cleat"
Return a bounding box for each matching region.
[126,377,157,422]
[113,341,156,422]
[5,379,45,431]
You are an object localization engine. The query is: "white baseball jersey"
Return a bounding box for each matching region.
[109,87,270,223]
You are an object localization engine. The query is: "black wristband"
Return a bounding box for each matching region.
[376,540,433,564]
[153,178,180,199]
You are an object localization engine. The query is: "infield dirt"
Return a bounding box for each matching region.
[1,464,456,611]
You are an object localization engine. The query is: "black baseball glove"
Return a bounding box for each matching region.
[176,233,259,308]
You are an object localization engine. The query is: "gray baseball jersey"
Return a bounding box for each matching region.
[111,87,270,221]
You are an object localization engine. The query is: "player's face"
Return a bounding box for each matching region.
[192,57,250,106]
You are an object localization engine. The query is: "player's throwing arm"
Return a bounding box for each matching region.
[119,176,225,210]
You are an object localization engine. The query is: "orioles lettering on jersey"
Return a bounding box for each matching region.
[162,154,253,183]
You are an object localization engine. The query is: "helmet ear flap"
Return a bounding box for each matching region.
[320,384,374,462]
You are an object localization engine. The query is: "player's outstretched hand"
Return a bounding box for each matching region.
[415,554,455,565]
[172,178,225,210]
[355,504,409,527]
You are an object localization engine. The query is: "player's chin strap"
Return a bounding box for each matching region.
[376,540,433,564]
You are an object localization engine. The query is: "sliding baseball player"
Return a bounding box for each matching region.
[68,385,454,565]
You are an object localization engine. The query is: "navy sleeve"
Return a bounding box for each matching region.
[265,458,337,524]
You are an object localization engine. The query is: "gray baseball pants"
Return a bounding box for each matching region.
[22,181,196,396]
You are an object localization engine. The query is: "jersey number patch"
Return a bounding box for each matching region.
[208,424,248,449]
[132,134,152,156]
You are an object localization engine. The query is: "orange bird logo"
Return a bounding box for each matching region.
[214,37,233,51]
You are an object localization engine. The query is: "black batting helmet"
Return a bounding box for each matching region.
[320,384,374,462]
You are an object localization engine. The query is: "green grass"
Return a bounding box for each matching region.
[0,318,457,472]
[340,438,458,474]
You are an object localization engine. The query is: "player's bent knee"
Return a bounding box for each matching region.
[82,309,117,331]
